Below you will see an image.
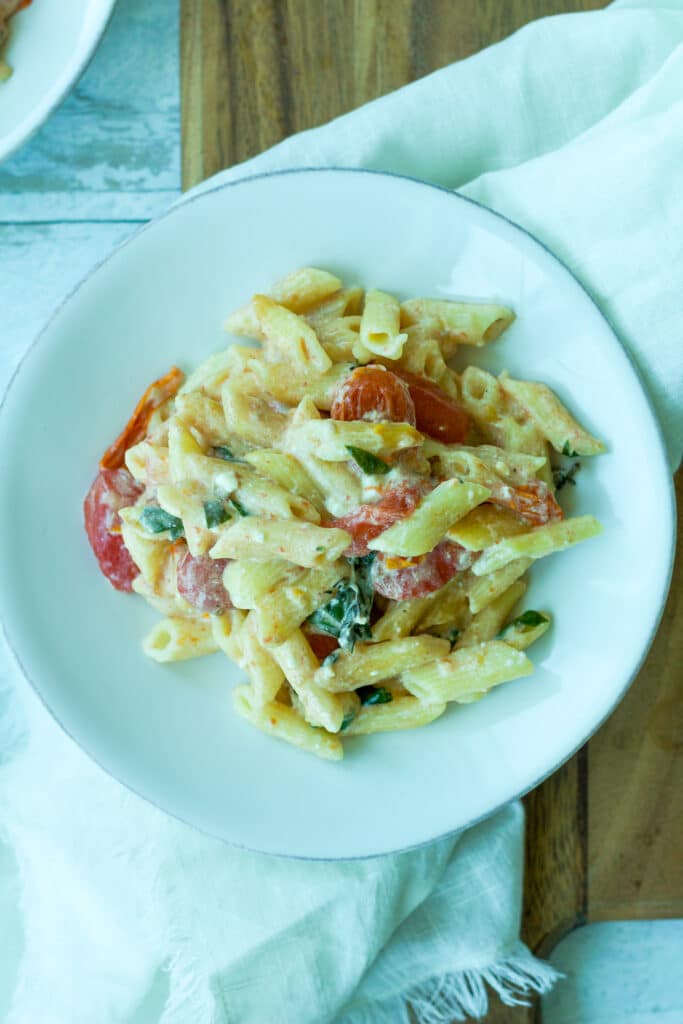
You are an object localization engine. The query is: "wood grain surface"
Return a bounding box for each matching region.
[180,3,681,1021]
[180,0,607,189]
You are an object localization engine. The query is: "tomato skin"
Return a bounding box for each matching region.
[304,630,339,662]
[372,541,475,600]
[396,371,469,444]
[329,483,425,555]
[490,479,563,527]
[176,552,232,614]
[83,469,143,591]
[331,366,416,425]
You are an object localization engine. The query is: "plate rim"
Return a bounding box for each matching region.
[0,166,677,860]
[0,0,118,164]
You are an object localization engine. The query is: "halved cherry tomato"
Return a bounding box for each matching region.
[489,478,563,527]
[83,468,143,591]
[176,552,232,614]
[100,366,183,470]
[395,371,470,444]
[372,541,475,600]
[329,482,425,555]
[331,365,416,425]
[304,630,340,662]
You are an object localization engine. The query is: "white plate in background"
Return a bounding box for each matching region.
[0,0,116,162]
[0,169,675,858]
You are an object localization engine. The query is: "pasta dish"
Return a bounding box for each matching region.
[84,268,604,760]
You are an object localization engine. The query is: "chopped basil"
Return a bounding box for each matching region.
[140,506,184,541]
[357,686,393,706]
[345,445,391,475]
[212,445,236,461]
[204,499,231,529]
[340,710,356,731]
[446,627,460,649]
[306,554,375,651]
[562,441,578,457]
[553,461,581,491]
[500,610,549,636]
[229,496,250,517]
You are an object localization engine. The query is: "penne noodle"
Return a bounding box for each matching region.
[401,640,533,703]
[233,686,344,760]
[97,267,604,760]
[472,516,602,576]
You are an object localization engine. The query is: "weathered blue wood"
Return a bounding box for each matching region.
[0,0,180,383]
[0,0,180,224]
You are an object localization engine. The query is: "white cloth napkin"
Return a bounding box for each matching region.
[1,1,682,1022]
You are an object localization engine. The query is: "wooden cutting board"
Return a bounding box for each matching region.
[180,3,683,1019]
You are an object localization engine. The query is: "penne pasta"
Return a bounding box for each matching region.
[253,295,332,375]
[269,629,346,732]
[289,418,422,462]
[455,579,527,648]
[357,289,408,360]
[401,640,533,703]
[499,373,606,456]
[255,562,350,646]
[466,557,533,615]
[368,480,491,556]
[233,685,344,760]
[400,298,515,349]
[210,516,352,567]
[87,267,605,760]
[315,635,450,693]
[143,617,219,663]
[343,696,446,735]
[472,516,603,576]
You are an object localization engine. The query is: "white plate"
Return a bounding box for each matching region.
[0,169,675,858]
[0,0,116,163]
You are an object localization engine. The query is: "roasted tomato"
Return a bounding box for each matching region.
[329,482,425,555]
[331,365,416,425]
[303,629,340,662]
[176,552,232,614]
[489,478,563,527]
[396,371,470,444]
[83,468,144,591]
[371,541,475,600]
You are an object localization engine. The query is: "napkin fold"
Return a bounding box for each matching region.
[1,1,682,1022]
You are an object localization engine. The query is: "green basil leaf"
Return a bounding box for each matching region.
[212,445,235,461]
[306,555,375,652]
[345,446,391,475]
[357,686,393,706]
[446,627,460,648]
[203,499,231,529]
[340,710,356,731]
[500,610,549,636]
[229,497,250,517]
[553,461,581,491]
[140,506,184,541]
[562,441,578,457]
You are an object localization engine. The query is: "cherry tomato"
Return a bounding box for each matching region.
[372,541,475,600]
[490,479,563,527]
[331,365,416,425]
[329,483,425,555]
[83,468,143,591]
[176,552,232,614]
[396,371,469,444]
[304,630,340,662]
